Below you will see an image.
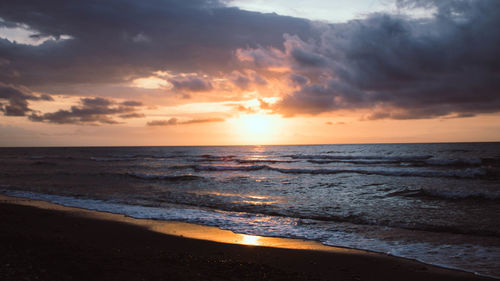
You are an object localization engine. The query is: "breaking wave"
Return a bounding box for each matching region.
[188,165,486,179]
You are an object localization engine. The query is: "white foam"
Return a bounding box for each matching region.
[191,164,486,178]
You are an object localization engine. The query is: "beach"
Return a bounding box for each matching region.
[0,144,499,277]
[2,0,499,278]
[0,195,492,281]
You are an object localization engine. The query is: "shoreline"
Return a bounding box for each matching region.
[0,194,335,252]
[0,194,494,281]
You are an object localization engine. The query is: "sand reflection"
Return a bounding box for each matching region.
[1,194,345,253]
[239,234,261,245]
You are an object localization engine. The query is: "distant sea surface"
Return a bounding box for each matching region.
[1,143,499,277]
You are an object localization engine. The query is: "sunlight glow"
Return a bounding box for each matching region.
[228,113,283,144]
[243,114,270,134]
[239,234,261,246]
[132,76,171,89]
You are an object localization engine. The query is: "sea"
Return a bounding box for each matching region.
[0,143,499,278]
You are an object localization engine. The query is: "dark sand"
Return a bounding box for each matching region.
[0,197,494,281]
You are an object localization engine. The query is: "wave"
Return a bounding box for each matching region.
[3,188,498,238]
[189,164,486,179]
[234,159,296,164]
[193,165,268,171]
[127,173,203,181]
[307,159,400,165]
[386,188,500,201]
[195,156,296,164]
[288,154,433,161]
[197,155,294,164]
[307,157,485,168]
[90,157,136,162]
[273,167,486,179]
[199,154,235,161]
[2,189,498,278]
[28,155,77,160]
[423,158,482,167]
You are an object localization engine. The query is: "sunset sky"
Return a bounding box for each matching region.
[1,0,499,146]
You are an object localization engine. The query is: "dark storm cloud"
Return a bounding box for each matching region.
[289,74,309,86]
[247,0,500,119]
[0,0,313,88]
[147,117,224,126]
[2,0,499,122]
[0,83,52,116]
[29,97,144,125]
[289,48,327,67]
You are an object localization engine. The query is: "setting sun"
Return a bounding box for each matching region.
[241,114,271,134]
[228,113,283,144]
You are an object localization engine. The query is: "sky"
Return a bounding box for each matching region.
[0,0,499,146]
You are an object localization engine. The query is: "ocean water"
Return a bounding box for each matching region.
[0,143,499,277]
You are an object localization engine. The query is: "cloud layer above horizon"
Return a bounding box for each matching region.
[0,0,499,129]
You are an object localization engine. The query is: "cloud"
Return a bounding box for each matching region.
[182,118,225,125]
[147,118,179,126]
[229,70,267,89]
[0,0,313,88]
[2,0,499,124]
[236,104,257,114]
[236,47,287,69]
[0,83,52,116]
[238,0,500,119]
[169,75,213,92]
[229,71,251,89]
[119,113,146,119]
[289,74,309,86]
[29,97,144,125]
[121,100,143,107]
[258,98,271,110]
[147,117,224,126]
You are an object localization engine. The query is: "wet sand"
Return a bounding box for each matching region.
[0,195,493,281]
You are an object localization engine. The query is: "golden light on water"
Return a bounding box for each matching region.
[239,234,261,246]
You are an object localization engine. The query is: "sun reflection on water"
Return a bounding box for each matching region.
[239,234,261,245]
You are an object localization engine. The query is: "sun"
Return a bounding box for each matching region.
[228,113,282,144]
[241,114,271,134]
